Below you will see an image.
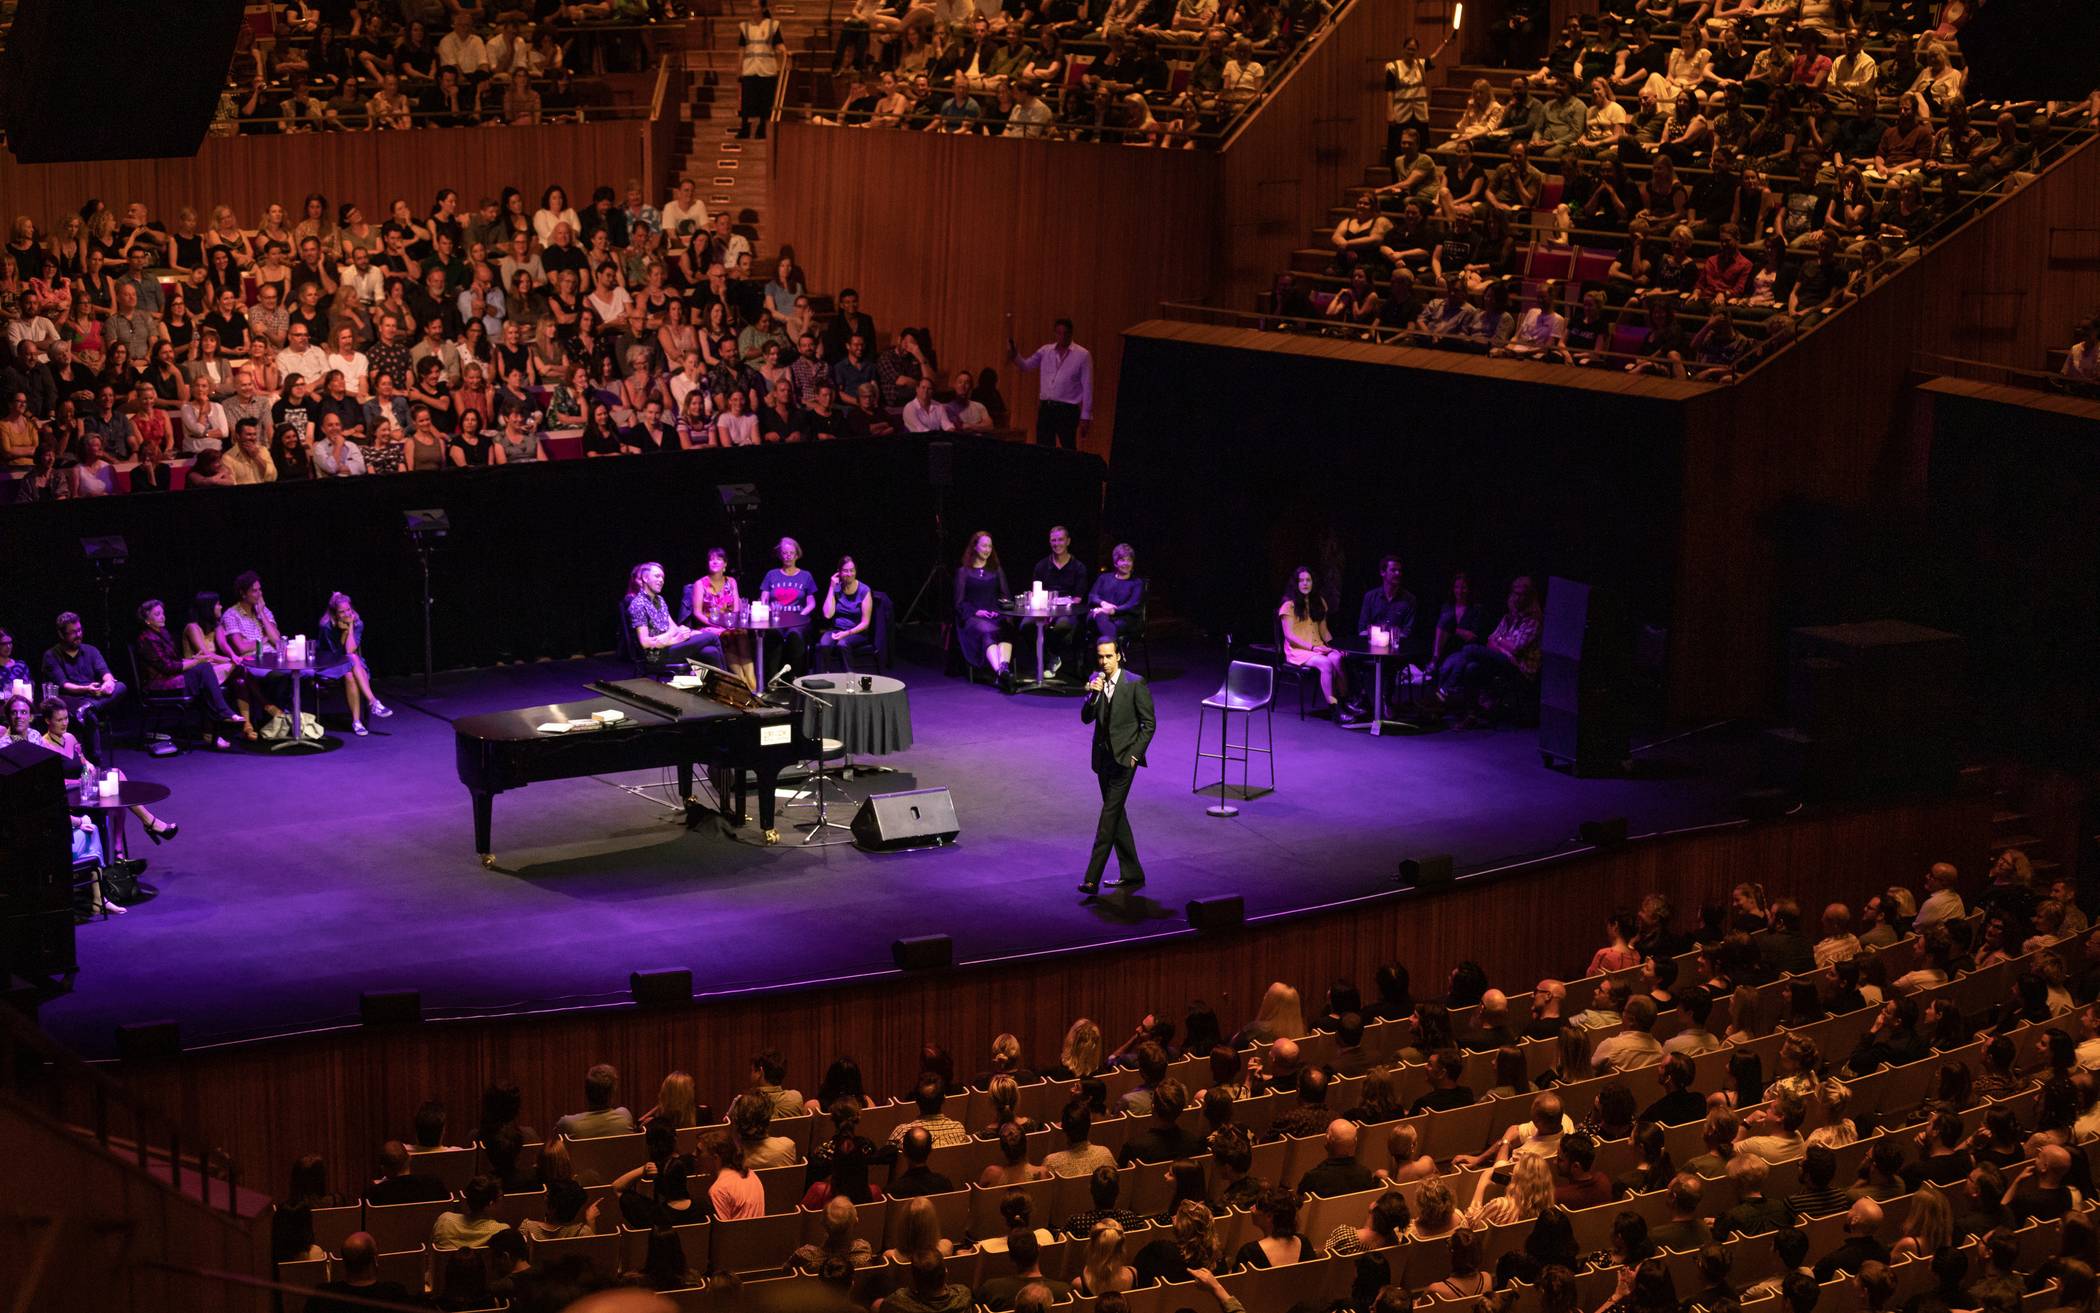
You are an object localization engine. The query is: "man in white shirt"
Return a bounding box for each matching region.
[1004,80,1053,138]
[662,178,709,239]
[4,309,59,362]
[901,377,953,432]
[437,12,490,77]
[1814,903,1862,967]
[275,323,328,386]
[1590,994,1664,1072]
[1913,863,1964,927]
[943,370,992,430]
[1453,1093,1573,1168]
[340,245,386,310]
[1829,30,1877,100]
[457,264,507,339]
[1007,316,1093,449]
[708,213,751,271]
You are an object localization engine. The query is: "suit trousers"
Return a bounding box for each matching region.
[1086,761,1142,884]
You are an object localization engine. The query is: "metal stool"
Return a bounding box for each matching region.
[1193,660,1277,814]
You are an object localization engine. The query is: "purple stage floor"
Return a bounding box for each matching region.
[39,649,1754,1058]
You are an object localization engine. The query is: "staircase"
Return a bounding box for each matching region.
[670,0,838,254]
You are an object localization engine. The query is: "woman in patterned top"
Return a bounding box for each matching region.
[1433,574,1542,726]
[625,562,721,671]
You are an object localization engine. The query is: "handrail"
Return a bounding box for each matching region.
[773,48,794,125]
[1217,0,1365,153]
[0,1003,243,1218]
[1914,350,2093,396]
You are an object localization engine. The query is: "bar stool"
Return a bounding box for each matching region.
[1192,660,1277,810]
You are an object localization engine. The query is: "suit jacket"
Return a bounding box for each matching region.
[1082,672,1154,772]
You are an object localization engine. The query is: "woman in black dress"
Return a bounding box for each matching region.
[954,529,1017,692]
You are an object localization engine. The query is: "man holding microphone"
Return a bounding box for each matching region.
[1078,636,1155,897]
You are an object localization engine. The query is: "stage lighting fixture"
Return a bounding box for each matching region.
[630,969,693,1008]
[1397,853,1454,888]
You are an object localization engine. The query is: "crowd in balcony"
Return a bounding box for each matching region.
[263,858,2100,1312]
[0,175,1018,502]
[809,0,1334,143]
[1268,1,2099,378]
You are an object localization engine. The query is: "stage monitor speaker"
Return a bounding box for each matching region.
[1185,895,1244,932]
[1579,816,1629,847]
[360,990,422,1027]
[852,788,959,851]
[2,0,247,163]
[1398,853,1454,889]
[117,1019,181,1063]
[1538,578,1631,777]
[892,935,953,971]
[0,742,71,918]
[630,969,693,1008]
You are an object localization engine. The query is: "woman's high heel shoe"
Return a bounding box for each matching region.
[146,820,179,844]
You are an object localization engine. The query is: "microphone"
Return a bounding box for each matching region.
[766,663,796,689]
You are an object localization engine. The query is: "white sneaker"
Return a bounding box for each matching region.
[353,721,369,737]
[370,702,393,718]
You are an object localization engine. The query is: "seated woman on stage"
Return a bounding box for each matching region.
[134,598,248,751]
[1086,543,1145,643]
[1,694,127,915]
[816,555,876,672]
[954,530,1017,693]
[683,547,757,689]
[760,537,820,677]
[316,592,392,737]
[29,696,179,841]
[626,562,722,670]
[1280,566,1348,716]
[185,591,277,741]
[1434,575,1543,727]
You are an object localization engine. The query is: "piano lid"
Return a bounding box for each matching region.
[588,677,750,723]
[453,695,676,743]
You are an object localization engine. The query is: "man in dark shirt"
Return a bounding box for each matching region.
[305,1232,412,1313]
[1268,1068,1336,1141]
[2007,1145,2078,1223]
[1407,1049,1474,1116]
[1553,1132,1613,1207]
[1785,1145,1853,1220]
[1904,1111,1974,1190]
[1848,996,1927,1074]
[1647,1174,1713,1252]
[887,1126,955,1198]
[1812,1199,1891,1280]
[365,1140,450,1204]
[821,289,879,363]
[1346,554,1420,723]
[1295,1120,1378,1198]
[975,1228,1071,1310]
[1639,1054,1707,1126]
[1118,1079,1204,1164]
[41,610,124,761]
[1032,524,1091,680]
[1715,1154,1791,1239]
[1760,898,1817,975]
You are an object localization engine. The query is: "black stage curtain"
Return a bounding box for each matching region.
[3,438,1105,676]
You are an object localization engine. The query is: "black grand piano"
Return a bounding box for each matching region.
[454,670,810,862]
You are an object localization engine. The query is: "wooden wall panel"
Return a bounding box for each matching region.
[769,124,1218,453]
[0,123,645,239]
[1216,0,1436,312]
[1672,137,2100,720]
[111,796,1985,1198]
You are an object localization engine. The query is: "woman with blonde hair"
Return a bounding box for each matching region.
[1767,1035,1821,1105]
[789,1194,873,1272]
[883,1195,955,1264]
[1407,1175,1459,1241]
[1723,985,1766,1044]
[1134,1199,1228,1283]
[1470,1149,1555,1226]
[1806,1080,1857,1149]
[641,1072,698,1129]
[1056,1018,1103,1080]
[1239,982,1306,1047]
[1077,1220,1137,1295]
[982,1032,1030,1083]
[1888,1182,1953,1261]
[1375,1123,1437,1186]
[979,1074,1036,1135]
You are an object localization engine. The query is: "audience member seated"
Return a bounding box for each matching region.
[554,1062,639,1139]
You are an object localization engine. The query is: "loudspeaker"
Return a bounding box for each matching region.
[1579,817,1629,847]
[851,788,960,851]
[630,969,693,1008]
[1538,578,1631,777]
[1185,895,1244,932]
[116,1019,181,1063]
[892,935,952,971]
[1398,853,1454,889]
[2,0,248,163]
[360,990,422,1027]
[0,742,71,917]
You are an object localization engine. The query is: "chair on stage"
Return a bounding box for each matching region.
[1192,660,1276,801]
[821,590,892,674]
[126,645,190,753]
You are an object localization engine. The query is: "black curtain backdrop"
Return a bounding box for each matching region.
[1104,335,1688,652]
[1,439,1105,677]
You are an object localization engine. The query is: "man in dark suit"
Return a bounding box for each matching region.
[1078,636,1154,896]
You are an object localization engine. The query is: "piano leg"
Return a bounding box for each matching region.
[472,790,494,866]
[756,761,781,845]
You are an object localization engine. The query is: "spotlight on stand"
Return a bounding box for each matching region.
[717,484,760,578]
[402,509,450,694]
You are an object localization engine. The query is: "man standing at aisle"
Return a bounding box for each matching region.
[1078,637,1153,897]
[1007,316,1093,451]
